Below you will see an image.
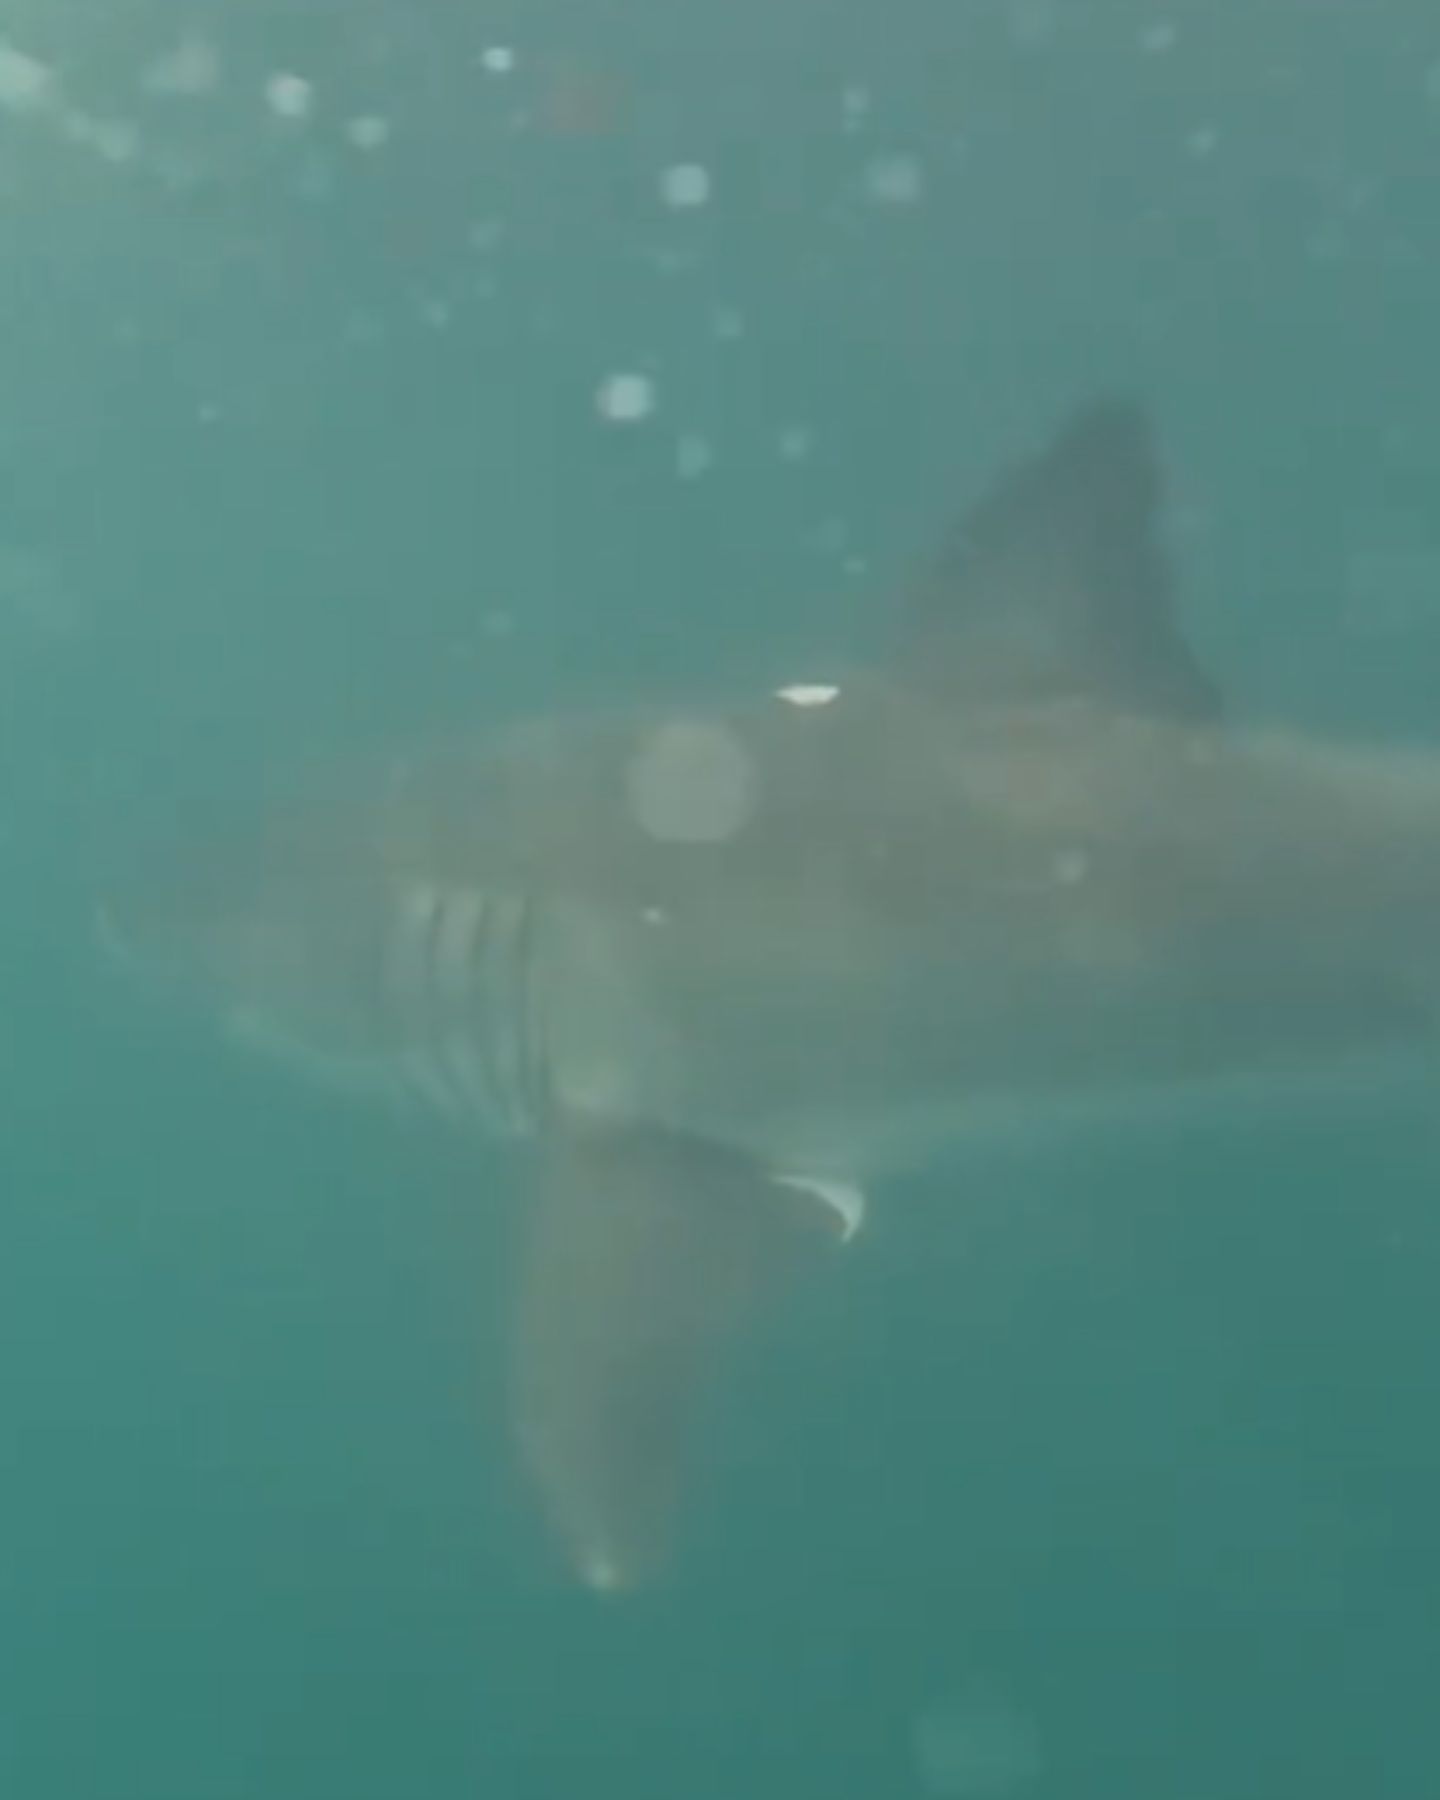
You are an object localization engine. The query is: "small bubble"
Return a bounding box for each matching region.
[912,1688,1043,1798]
[0,548,85,646]
[1007,0,1056,47]
[1139,20,1179,52]
[293,152,335,200]
[809,518,850,556]
[841,84,872,130]
[153,150,205,193]
[675,434,714,479]
[65,113,141,162]
[778,426,815,463]
[342,310,385,348]
[710,305,746,341]
[1186,123,1220,156]
[1306,222,1347,265]
[264,71,313,120]
[0,40,57,113]
[1053,848,1090,886]
[95,118,140,162]
[596,372,657,424]
[468,218,506,252]
[345,114,391,150]
[863,152,925,206]
[480,45,517,75]
[647,246,696,280]
[660,162,712,208]
[143,37,220,98]
[627,721,755,843]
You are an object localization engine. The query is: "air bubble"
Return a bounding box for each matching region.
[863,152,925,206]
[264,72,313,120]
[675,434,714,479]
[627,721,755,843]
[841,84,872,130]
[912,1688,1043,1798]
[66,114,140,162]
[596,372,657,424]
[0,40,56,113]
[144,38,220,97]
[1053,848,1090,886]
[778,426,815,463]
[660,162,712,208]
[345,114,391,150]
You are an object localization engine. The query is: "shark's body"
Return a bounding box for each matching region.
[109,403,1440,1589]
[372,685,1440,1164]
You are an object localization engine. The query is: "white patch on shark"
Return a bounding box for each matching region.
[772,1172,866,1242]
[775,682,841,708]
[388,882,463,1115]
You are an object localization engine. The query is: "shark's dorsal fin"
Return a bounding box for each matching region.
[899,399,1220,721]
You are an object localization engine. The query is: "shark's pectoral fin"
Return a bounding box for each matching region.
[511,1125,859,1593]
[900,397,1221,723]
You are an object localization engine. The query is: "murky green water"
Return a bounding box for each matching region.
[4,2,1440,1794]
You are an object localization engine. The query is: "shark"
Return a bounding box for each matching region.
[102,400,1440,1592]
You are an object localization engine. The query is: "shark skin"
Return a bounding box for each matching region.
[104,401,1440,1591]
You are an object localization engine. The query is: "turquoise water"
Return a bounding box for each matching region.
[5,1,1440,1793]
